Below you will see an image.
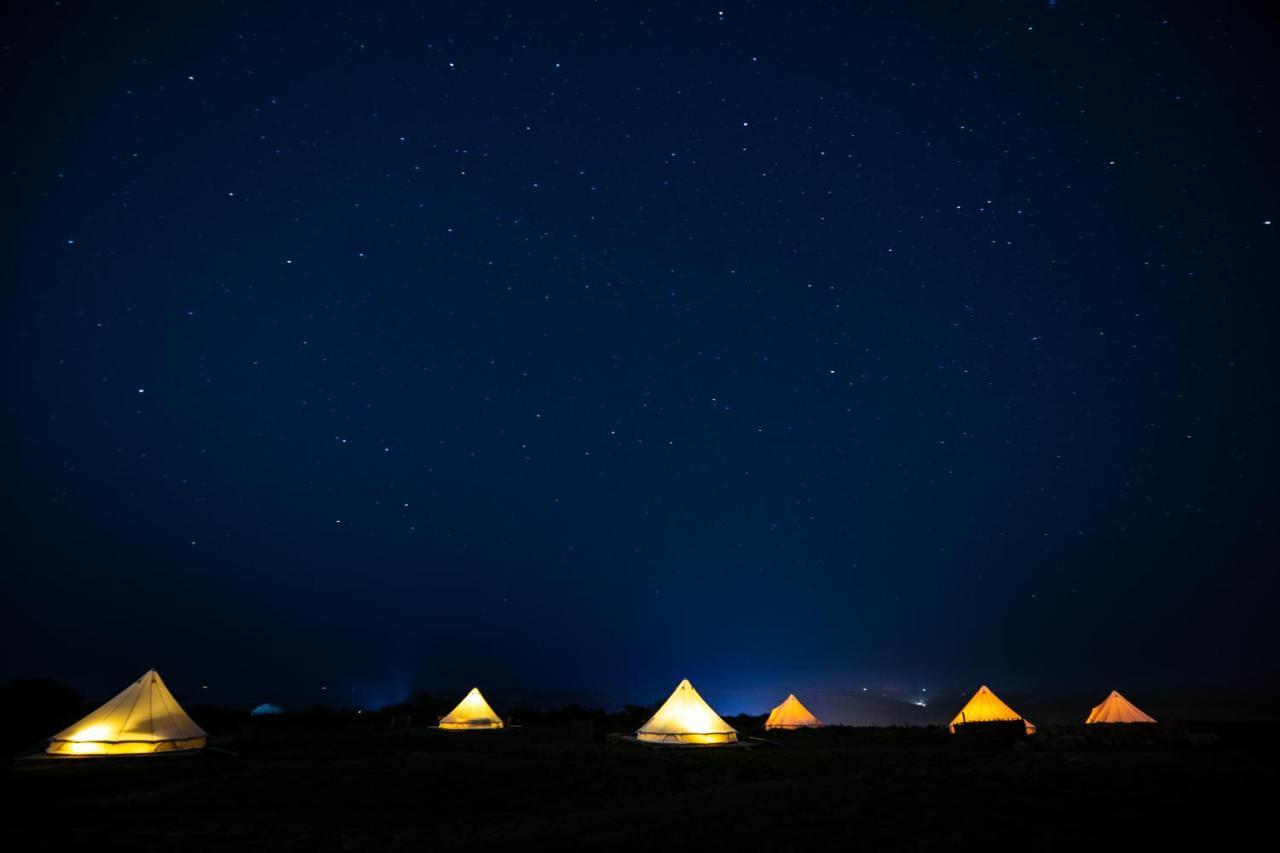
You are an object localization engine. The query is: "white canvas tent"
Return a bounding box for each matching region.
[438,687,504,730]
[764,694,824,730]
[635,679,737,745]
[47,670,207,756]
[948,684,1035,735]
[1085,690,1157,724]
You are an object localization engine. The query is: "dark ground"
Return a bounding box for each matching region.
[5,711,1277,852]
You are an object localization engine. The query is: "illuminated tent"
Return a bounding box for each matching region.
[1085,690,1157,724]
[438,687,504,730]
[46,670,208,756]
[764,694,824,730]
[250,703,285,716]
[636,679,737,745]
[948,685,1035,735]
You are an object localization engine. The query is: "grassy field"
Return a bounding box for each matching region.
[5,716,1276,851]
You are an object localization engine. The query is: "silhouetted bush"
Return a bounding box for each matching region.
[0,678,87,754]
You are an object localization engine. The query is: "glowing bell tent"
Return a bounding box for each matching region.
[438,687,505,730]
[1085,690,1157,724]
[948,685,1035,735]
[635,679,738,745]
[46,669,208,756]
[764,694,824,730]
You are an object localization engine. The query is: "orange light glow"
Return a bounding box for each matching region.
[764,694,823,730]
[437,687,504,730]
[948,685,1035,735]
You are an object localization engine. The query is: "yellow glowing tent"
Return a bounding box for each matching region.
[764,693,824,730]
[948,685,1035,735]
[1085,690,1157,724]
[636,679,737,745]
[47,669,207,756]
[438,687,504,730]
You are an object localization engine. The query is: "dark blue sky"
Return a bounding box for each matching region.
[5,1,1277,708]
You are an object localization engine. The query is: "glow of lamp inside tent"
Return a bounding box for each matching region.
[675,733,730,744]
[68,724,113,742]
[668,701,732,743]
[66,724,115,754]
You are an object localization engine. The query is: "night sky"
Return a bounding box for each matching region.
[5,2,1277,711]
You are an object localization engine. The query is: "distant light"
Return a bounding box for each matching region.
[137,388,145,394]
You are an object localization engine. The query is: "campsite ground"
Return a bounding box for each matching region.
[5,718,1276,851]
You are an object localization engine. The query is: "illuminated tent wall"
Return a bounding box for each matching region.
[636,679,738,745]
[764,694,824,730]
[47,670,208,756]
[948,685,1035,735]
[1086,690,1157,724]
[438,687,504,730]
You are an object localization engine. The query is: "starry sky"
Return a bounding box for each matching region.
[5,1,1278,709]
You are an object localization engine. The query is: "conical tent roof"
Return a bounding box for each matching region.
[438,687,504,730]
[636,679,737,745]
[764,694,824,729]
[47,670,207,756]
[1086,690,1157,724]
[949,685,1035,734]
